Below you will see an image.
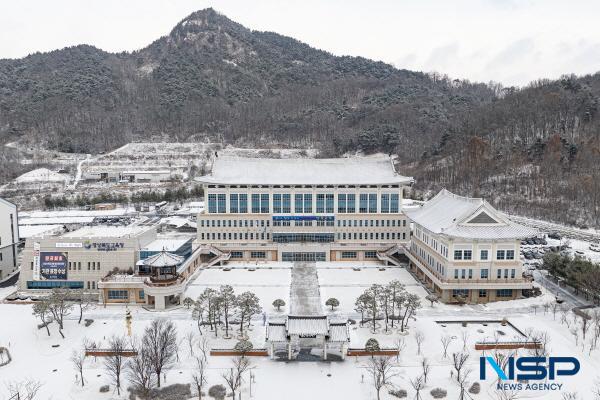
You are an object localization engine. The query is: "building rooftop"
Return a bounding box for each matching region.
[406,189,538,240]
[60,225,152,239]
[196,156,413,186]
[140,251,184,268]
[141,237,192,252]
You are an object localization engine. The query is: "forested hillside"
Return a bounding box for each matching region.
[0,8,599,226]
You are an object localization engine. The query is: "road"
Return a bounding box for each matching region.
[533,270,590,308]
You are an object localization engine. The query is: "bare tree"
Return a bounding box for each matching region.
[5,379,43,400]
[222,356,250,400]
[32,299,52,336]
[414,330,425,355]
[452,352,469,383]
[143,318,178,387]
[409,374,425,400]
[421,358,431,383]
[192,297,207,336]
[440,335,453,359]
[104,335,127,396]
[47,288,73,338]
[127,338,156,399]
[364,356,398,400]
[458,368,473,400]
[73,288,93,324]
[185,331,196,357]
[394,337,406,362]
[461,330,470,352]
[198,335,210,362]
[399,294,421,332]
[70,349,86,387]
[191,355,208,400]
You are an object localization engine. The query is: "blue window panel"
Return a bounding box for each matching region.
[252,194,260,213]
[390,194,399,213]
[316,194,325,213]
[273,194,282,213]
[338,194,346,213]
[260,194,269,213]
[368,193,377,213]
[381,194,390,213]
[347,194,356,213]
[326,194,334,213]
[359,194,368,213]
[230,194,239,213]
[295,194,303,213]
[217,194,226,213]
[239,194,247,213]
[27,280,84,289]
[208,194,217,213]
[282,194,291,213]
[304,194,312,213]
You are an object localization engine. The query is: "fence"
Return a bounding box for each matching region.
[347,348,399,357]
[210,348,269,357]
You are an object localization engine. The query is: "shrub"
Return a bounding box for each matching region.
[234,339,253,354]
[430,388,447,398]
[365,338,380,353]
[148,384,191,400]
[389,389,407,398]
[272,299,285,311]
[469,382,481,394]
[325,298,340,310]
[208,384,227,400]
[99,385,110,393]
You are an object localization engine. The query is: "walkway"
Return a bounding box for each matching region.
[289,262,322,315]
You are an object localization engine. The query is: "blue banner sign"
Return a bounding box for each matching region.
[272,216,334,221]
[40,252,68,280]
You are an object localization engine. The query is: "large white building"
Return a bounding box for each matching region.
[0,197,19,280]
[195,156,414,262]
[404,189,537,303]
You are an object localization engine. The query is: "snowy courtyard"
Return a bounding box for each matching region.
[1,260,599,400]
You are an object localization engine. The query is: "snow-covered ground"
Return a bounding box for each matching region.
[1,261,599,400]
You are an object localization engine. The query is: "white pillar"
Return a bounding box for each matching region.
[155,295,166,310]
[270,343,275,360]
[341,343,346,360]
[288,342,292,360]
[323,340,327,360]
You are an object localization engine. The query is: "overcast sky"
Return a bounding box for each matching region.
[1,0,599,86]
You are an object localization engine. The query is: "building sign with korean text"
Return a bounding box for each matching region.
[40,252,68,280]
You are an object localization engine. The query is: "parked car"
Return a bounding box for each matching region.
[548,232,562,240]
[575,250,585,256]
[590,243,600,252]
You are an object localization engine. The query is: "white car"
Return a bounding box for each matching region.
[590,243,600,252]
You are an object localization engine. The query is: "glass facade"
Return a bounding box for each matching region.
[272,233,335,243]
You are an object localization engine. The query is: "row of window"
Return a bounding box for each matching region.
[200,232,270,241]
[337,232,406,241]
[451,289,513,298]
[338,251,377,259]
[454,249,515,261]
[411,242,446,277]
[452,268,516,279]
[200,218,408,230]
[230,251,267,259]
[207,192,401,214]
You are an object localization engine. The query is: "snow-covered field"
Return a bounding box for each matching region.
[1,262,599,400]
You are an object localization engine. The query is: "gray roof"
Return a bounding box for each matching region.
[267,316,350,342]
[196,156,413,186]
[140,251,184,267]
[406,189,538,240]
[287,316,329,336]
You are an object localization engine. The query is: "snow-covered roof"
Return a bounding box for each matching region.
[121,170,171,175]
[19,224,63,239]
[267,317,350,342]
[140,251,184,267]
[61,225,152,239]
[196,156,413,185]
[286,315,330,336]
[162,217,197,229]
[141,237,191,252]
[406,189,538,240]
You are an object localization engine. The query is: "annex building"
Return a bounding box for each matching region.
[0,197,19,280]
[18,222,202,310]
[194,156,414,262]
[404,189,537,303]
